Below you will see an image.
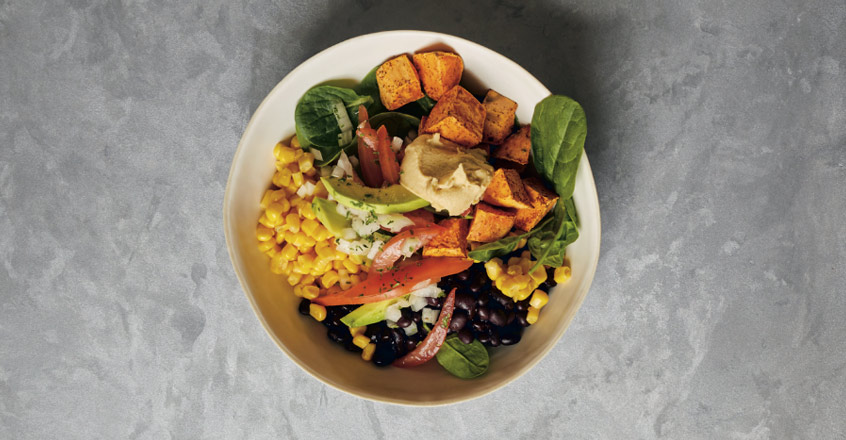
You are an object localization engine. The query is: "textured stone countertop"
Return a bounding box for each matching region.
[2,1,844,438]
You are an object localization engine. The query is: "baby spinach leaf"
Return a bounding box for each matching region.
[528,198,579,270]
[368,112,421,138]
[355,66,385,114]
[467,217,551,262]
[294,85,372,166]
[530,95,587,199]
[435,334,489,379]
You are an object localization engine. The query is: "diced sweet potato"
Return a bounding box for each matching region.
[493,124,531,166]
[412,51,464,100]
[376,55,425,110]
[422,218,469,258]
[467,203,516,243]
[482,90,518,144]
[482,168,532,209]
[514,177,559,231]
[421,86,485,147]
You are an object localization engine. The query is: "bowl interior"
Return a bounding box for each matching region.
[224,31,601,405]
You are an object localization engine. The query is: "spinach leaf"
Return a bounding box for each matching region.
[435,334,489,379]
[368,112,421,138]
[467,217,551,262]
[354,66,385,114]
[294,86,372,166]
[396,95,438,118]
[528,198,579,270]
[530,95,587,199]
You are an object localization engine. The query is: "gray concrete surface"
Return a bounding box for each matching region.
[2,0,845,438]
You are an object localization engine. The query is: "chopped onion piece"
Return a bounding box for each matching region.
[351,217,380,237]
[331,165,345,178]
[385,304,402,322]
[403,324,418,336]
[341,228,357,240]
[311,149,323,161]
[349,155,359,167]
[410,284,443,298]
[338,151,354,176]
[421,308,439,324]
[410,294,428,312]
[366,240,384,260]
[391,136,403,152]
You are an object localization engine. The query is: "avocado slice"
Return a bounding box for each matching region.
[340,296,407,328]
[321,177,429,214]
[312,197,351,237]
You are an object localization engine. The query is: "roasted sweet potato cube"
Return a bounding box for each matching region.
[376,55,425,110]
[493,124,531,165]
[422,218,469,258]
[467,203,516,243]
[514,177,560,231]
[421,86,485,147]
[482,90,518,144]
[412,51,464,101]
[482,168,532,209]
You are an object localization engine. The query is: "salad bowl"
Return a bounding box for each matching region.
[223,30,601,405]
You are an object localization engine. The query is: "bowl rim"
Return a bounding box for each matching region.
[223,30,601,406]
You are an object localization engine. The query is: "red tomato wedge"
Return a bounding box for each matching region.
[312,258,472,306]
[356,105,384,188]
[369,225,445,273]
[375,125,401,184]
[393,288,456,368]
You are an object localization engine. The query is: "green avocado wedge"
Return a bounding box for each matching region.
[311,197,351,237]
[321,177,429,214]
[340,296,407,328]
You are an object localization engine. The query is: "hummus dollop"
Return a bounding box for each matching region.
[399,134,494,215]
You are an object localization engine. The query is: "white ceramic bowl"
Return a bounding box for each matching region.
[224,30,601,405]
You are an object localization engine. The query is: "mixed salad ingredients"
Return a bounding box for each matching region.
[256,49,586,378]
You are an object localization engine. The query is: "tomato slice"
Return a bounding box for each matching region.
[356,105,384,188]
[393,288,456,368]
[376,125,401,184]
[312,258,472,306]
[369,225,445,273]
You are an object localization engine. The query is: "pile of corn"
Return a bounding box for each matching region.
[256,137,366,308]
[484,252,572,325]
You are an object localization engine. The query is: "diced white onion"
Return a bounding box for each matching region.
[410,294,428,312]
[386,320,399,329]
[349,155,359,167]
[391,136,403,152]
[331,165,345,178]
[311,149,323,161]
[421,308,439,324]
[377,213,414,233]
[400,237,421,258]
[338,151,354,176]
[432,133,440,143]
[385,304,402,322]
[395,297,411,308]
[296,181,315,198]
[351,217,380,237]
[403,324,418,336]
[336,203,348,216]
[341,228,357,240]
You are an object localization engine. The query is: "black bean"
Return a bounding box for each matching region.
[492,290,511,307]
[516,311,530,327]
[390,328,405,347]
[404,339,418,353]
[456,271,470,282]
[455,292,475,310]
[458,328,474,344]
[371,342,396,367]
[488,332,501,347]
[396,316,412,328]
[490,309,507,327]
[425,296,442,307]
[449,310,468,332]
[327,328,346,344]
[515,299,530,312]
[344,341,360,352]
[476,291,490,307]
[477,332,491,344]
[298,299,311,315]
[472,320,489,334]
[468,280,483,293]
[502,300,514,311]
[506,311,516,325]
[379,328,393,343]
[412,311,422,323]
[500,332,521,345]
[477,306,490,321]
